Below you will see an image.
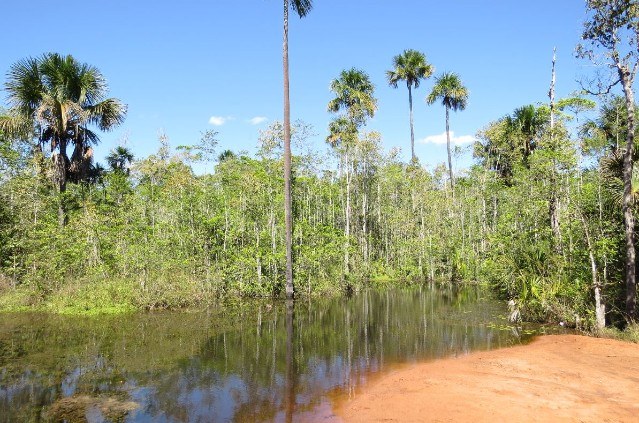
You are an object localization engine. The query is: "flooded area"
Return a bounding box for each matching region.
[0,287,547,422]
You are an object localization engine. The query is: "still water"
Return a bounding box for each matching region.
[1,287,542,422]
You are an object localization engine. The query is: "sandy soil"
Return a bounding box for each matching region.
[334,335,639,423]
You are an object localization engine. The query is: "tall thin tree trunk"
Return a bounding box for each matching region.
[620,67,637,320]
[548,48,561,249]
[408,84,416,162]
[344,150,351,277]
[362,189,368,263]
[580,212,606,329]
[53,139,68,228]
[445,106,454,190]
[549,47,556,130]
[283,0,294,299]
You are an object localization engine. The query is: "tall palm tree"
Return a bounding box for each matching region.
[283,0,313,299]
[427,72,468,190]
[387,49,433,163]
[326,116,358,278]
[328,68,376,278]
[328,68,377,127]
[0,53,126,226]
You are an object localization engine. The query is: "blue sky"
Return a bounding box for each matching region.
[2,1,594,171]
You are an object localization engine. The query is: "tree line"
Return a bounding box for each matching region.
[0,0,638,331]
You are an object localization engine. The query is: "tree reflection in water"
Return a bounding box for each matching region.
[0,287,537,422]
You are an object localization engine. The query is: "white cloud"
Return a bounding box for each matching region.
[419,131,476,145]
[248,116,268,125]
[209,116,233,126]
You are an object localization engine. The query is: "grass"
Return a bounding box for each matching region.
[595,324,639,343]
[0,272,358,315]
[0,278,138,315]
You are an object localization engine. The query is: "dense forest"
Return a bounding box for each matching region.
[0,0,638,332]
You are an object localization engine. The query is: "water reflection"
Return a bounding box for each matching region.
[0,287,536,422]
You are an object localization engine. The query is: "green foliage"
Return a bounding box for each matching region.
[290,0,313,18]
[328,68,377,127]
[580,96,639,157]
[426,72,469,112]
[0,103,630,329]
[387,49,434,90]
[475,104,549,184]
[1,53,126,185]
[0,41,634,332]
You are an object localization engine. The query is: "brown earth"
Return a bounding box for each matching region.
[334,335,639,423]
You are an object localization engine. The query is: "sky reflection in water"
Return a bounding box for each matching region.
[0,287,537,422]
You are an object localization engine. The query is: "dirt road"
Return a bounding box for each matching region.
[335,335,639,422]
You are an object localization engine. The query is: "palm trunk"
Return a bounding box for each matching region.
[548,48,561,250]
[549,48,556,130]
[344,150,351,277]
[53,138,68,227]
[408,84,416,162]
[580,212,605,329]
[549,194,561,245]
[620,66,636,320]
[283,0,294,299]
[445,106,454,191]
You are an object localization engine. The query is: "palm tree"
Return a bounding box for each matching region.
[283,0,313,299]
[507,104,546,160]
[326,116,358,278]
[328,68,377,127]
[426,72,468,190]
[0,53,126,226]
[387,49,434,163]
[106,146,134,174]
[328,68,376,278]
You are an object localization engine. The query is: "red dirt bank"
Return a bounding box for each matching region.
[334,335,639,422]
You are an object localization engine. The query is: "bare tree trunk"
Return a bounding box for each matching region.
[620,65,637,320]
[362,189,368,263]
[52,138,68,228]
[580,212,606,329]
[481,173,488,252]
[445,106,454,191]
[408,84,416,162]
[549,47,556,130]
[283,0,294,299]
[419,204,425,276]
[344,150,351,277]
[548,48,561,249]
[256,223,262,286]
[549,195,561,246]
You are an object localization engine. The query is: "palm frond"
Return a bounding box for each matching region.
[0,113,33,139]
[426,72,468,111]
[291,0,313,18]
[86,99,127,130]
[328,68,377,123]
[76,127,101,146]
[5,56,43,115]
[3,53,124,184]
[600,149,639,206]
[386,70,400,89]
[387,49,433,90]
